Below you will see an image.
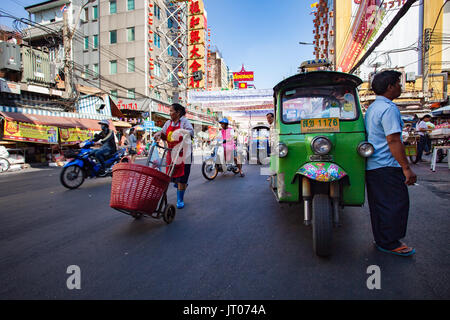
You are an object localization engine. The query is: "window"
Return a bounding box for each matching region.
[93,64,99,77]
[167,69,174,81]
[127,0,135,11]
[84,36,89,50]
[110,60,117,74]
[127,27,135,41]
[93,34,98,49]
[110,30,117,44]
[154,62,161,77]
[83,65,89,78]
[127,89,135,99]
[168,45,173,56]
[83,8,89,22]
[127,58,135,72]
[154,5,161,19]
[154,33,160,48]
[110,1,117,14]
[281,85,358,123]
[110,90,118,99]
[168,96,173,104]
[168,18,173,29]
[92,6,98,20]
[154,91,161,100]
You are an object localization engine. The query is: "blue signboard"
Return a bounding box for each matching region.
[143,120,154,131]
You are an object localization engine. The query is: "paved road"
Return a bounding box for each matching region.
[0,159,449,299]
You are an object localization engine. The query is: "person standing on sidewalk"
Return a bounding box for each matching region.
[365,70,417,257]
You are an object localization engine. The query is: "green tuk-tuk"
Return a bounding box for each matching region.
[270,60,374,256]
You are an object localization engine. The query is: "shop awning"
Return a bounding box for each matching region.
[112,120,132,128]
[152,112,171,119]
[0,111,114,131]
[190,119,215,126]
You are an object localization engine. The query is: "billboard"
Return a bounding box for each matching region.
[233,65,254,82]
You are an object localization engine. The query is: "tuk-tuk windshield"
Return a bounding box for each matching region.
[281,85,358,123]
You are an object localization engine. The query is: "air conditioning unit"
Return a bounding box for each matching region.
[406,72,416,82]
[0,42,21,71]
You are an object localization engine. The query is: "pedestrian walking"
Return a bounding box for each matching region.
[154,103,194,209]
[415,114,432,160]
[364,70,417,257]
[127,127,137,163]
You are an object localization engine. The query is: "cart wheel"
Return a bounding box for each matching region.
[163,204,176,224]
[131,213,142,220]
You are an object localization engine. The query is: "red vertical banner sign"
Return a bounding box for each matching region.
[188,0,206,89]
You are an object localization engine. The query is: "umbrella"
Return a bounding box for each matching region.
[431,105,450,116]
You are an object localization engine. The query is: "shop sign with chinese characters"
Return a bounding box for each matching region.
[188,0,206,89]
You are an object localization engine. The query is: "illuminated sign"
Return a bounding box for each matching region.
[233,65,254,82]
[188,0,206,89]
[338,0,385,72]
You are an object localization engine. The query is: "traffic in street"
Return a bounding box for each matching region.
[0,157,448,299]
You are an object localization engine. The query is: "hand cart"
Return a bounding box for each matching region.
[110,135,187,224]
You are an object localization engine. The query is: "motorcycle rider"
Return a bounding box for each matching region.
[93,119,117,175]
[219,118,244,177]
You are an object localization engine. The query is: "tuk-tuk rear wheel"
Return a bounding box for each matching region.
[312,194,333,257]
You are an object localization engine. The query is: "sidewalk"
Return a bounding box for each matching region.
[411,153,449,199]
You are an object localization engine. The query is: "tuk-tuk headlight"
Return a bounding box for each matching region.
[357,142,374,157]
[311,137,332,155]
[278,142,288,158]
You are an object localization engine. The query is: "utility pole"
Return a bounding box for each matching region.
[423,28,431,102]
[63,10,73,99]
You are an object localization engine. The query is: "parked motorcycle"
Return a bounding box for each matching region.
[201,139,240,180]
[60,140,128,189]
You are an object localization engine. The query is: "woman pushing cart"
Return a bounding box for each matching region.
[153,103,194,209]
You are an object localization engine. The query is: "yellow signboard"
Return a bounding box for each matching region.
[3,119,59,144]
[59,127,95,145]
[300,118,340,133]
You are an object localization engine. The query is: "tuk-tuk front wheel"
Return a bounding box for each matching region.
[312,194,333,257]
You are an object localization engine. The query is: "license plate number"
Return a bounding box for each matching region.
[300,118,340,133]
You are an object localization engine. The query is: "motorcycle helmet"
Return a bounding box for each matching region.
[98,119,110,126]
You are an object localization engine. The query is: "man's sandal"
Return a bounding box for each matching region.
[376,244,416,257]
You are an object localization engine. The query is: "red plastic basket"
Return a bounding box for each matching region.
[110,163,171,215]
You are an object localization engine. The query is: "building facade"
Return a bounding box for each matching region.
[208,50,229,90]
[313,0,450,110]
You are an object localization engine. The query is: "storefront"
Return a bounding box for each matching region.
[0,109,115,164]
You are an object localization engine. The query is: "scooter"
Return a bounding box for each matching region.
[60,140,128,189]
[201,139,240,180]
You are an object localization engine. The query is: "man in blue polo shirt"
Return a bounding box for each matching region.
[365,70,417,257]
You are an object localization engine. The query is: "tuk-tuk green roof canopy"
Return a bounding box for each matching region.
[273,71,363,94]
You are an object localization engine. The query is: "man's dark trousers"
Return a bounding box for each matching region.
[366,167,410,250]
[95,146,112,169]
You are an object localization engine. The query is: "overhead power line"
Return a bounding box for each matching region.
[350,0,418,74]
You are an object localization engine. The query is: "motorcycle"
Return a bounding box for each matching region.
[60,140,128,189]
[201,139,241,180]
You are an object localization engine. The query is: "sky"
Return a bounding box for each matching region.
[0,0,316,90]
[204,0,316,89]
